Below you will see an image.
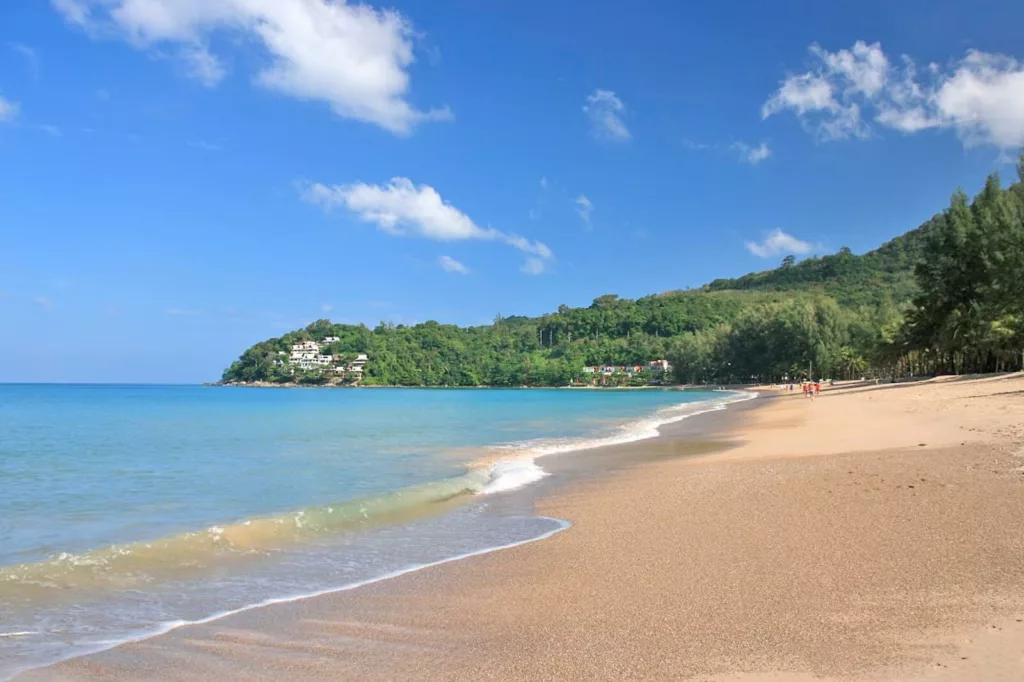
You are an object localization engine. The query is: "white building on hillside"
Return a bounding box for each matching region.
[647,359,672,373]
[294,354,333,371]
[348,353,368,376]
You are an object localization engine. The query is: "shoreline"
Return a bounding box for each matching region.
[4,389,752,681]
[18,376,1024,681]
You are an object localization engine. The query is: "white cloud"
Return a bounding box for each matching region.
[33,297,54,309]
[583,89,630,141]
[181,42,226,87]
[51,0,451,135]
[575,194,593,225]
[762,67,867,141]
[932,51,1024,148]
[745,229,813,258]
[811,41,889,98]
[520,257,547,276]
[764,41,1024,149]
[731,141,772,164]
[685,138,773,165]
[303,177,553,273]
[36,124,62,137]
[540,176,548,189]
[763,73,836,117]
[437,255,469,275]
[0,96,20,122]
[321,302,334,312]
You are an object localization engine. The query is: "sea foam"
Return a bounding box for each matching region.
[473,390,757,495]
[481,460,550,494]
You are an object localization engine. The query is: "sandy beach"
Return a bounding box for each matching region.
[19,374,1024,681]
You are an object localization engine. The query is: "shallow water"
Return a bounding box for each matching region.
[0,385,746,678]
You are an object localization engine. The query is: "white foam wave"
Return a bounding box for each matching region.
[471,390,757,497]
[504,390,755,459]
[481,460,549,495]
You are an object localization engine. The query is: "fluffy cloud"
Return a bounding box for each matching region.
[583,89,630,141]
[0,95,19,122]
[731,141,772,164]
[575,194,593,225]
[51,0,450,134]
[437,255,469,275]
[745,229,812,258]
[764,41,1024,149]
[931,51,1024,148]
[303,177,553,273]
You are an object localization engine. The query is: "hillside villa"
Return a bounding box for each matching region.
[273,341,368,380]
[580,359,674,385]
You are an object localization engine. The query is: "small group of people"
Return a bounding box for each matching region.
[801,381,822,398]
[781,381,822,398]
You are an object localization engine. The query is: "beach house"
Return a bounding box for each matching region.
[579,360,674,386]
[647,360,672,374]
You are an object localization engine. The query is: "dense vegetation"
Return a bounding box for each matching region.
[223,161,1024,386]
[886,170,1024,375]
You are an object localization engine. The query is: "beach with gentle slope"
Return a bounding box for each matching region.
[19,374,1024,681]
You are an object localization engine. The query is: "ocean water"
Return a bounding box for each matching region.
[0,385,748,678]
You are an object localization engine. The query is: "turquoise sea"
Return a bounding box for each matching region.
[0,385,748,678]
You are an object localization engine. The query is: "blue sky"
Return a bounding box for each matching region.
[2,0,1024,383]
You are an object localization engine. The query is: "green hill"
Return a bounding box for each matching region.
[221,221,930,387]
[222,172,1024,386]
[706,213,940,306]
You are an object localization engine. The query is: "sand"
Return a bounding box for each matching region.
[18,374,1024,681]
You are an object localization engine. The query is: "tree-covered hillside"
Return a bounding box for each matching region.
[705,214,938,306]
[222,168,1024,387]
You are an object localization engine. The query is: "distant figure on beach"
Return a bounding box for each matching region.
[814,382,821,396]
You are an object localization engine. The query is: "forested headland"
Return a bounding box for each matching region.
[222,161,1024,387]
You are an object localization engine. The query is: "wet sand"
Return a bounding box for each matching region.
[19,375,1024,681]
